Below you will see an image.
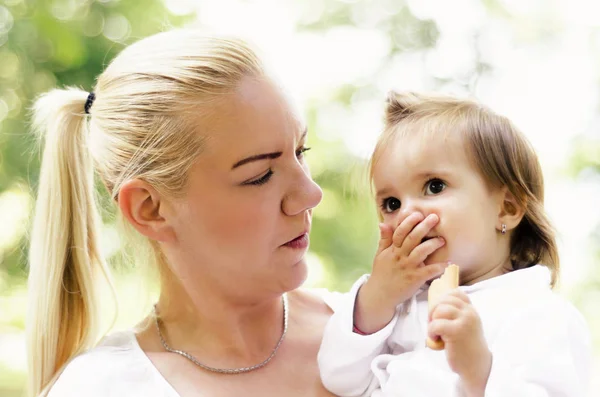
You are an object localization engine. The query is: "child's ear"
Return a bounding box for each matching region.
[497,188,526,233]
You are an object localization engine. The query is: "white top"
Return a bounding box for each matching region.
[48,289,342,397]
[318,265,592,397]
[48,331,179,397]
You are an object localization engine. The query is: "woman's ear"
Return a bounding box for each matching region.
[497,188,526,234]
[118,179,176,242]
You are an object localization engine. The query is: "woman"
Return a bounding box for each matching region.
[27,29,336,396]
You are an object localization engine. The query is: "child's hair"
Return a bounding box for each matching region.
[369,91,559,286]
[27,30,264,396]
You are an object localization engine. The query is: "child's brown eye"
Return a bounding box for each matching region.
[381,197,401,213]
[426,179,446,195]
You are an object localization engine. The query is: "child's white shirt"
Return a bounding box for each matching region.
[318,265,592,397]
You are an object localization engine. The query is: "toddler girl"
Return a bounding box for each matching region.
[317,92,591,397]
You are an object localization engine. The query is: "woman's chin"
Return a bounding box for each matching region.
[282,258,309,291]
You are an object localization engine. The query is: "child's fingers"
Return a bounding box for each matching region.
[391,212,424,249]
[429,301,461,321]
[376,223,394,255]
[428,318,456,341]
[437,293,468,309]
[415,262,447,284]
[445,289,471,304]
[395,213,439,256]
[428,293,467,321]
[406,236,445,264]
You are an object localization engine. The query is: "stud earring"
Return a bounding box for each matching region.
[501,224,507,234]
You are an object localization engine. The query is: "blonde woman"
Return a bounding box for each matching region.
[27,29,337,396]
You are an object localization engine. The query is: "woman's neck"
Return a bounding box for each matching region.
[152,276,287,367]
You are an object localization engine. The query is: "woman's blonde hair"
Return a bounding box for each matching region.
[370,91,559,286]
[27,30,264,396]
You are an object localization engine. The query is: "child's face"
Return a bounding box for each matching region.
[372,132,510,284]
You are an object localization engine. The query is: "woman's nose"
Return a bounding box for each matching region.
[281,166,323,216]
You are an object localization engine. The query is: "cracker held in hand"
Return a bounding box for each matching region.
[426,264,460,350]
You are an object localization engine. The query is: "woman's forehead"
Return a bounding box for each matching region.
[195,77,305,162]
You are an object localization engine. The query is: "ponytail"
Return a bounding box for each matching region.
[27,88,114,396]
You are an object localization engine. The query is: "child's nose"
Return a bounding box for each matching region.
[395,199,426,226]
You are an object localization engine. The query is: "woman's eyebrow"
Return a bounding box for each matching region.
[232,128,308,170]
[231,152,282,170]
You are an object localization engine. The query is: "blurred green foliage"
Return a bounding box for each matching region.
[0,0,194,282]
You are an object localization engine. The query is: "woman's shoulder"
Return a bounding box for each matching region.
[48,330,174,397]
[294,286,347,313]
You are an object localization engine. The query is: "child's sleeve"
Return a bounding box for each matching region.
[317,275,400,397]
[481,297,592,397]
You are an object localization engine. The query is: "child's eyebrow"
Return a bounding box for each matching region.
[374,170,453,197]
[375,187,393,197]
[413,170,452,180]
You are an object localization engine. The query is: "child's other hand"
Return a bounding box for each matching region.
[428,290,492,397]
[354,213,447,334]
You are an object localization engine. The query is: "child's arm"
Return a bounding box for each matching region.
[428,291,592,397]
[317,275,399,397]
[318,213,448,396]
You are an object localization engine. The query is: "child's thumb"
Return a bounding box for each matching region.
[377,223,394,253]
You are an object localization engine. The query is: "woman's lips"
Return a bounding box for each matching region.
[283,233,309,249]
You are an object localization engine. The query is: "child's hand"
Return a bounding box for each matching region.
[354,212,447,334]
[428,290,492,397]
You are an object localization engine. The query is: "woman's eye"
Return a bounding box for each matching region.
[244,170,273,186]
[296,146,311,158]
[381,197,401,213]
[425,179,446,195]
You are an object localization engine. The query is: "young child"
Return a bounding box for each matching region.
[317,92,592,397]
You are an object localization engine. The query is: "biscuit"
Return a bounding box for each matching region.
[426,264,459,350]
